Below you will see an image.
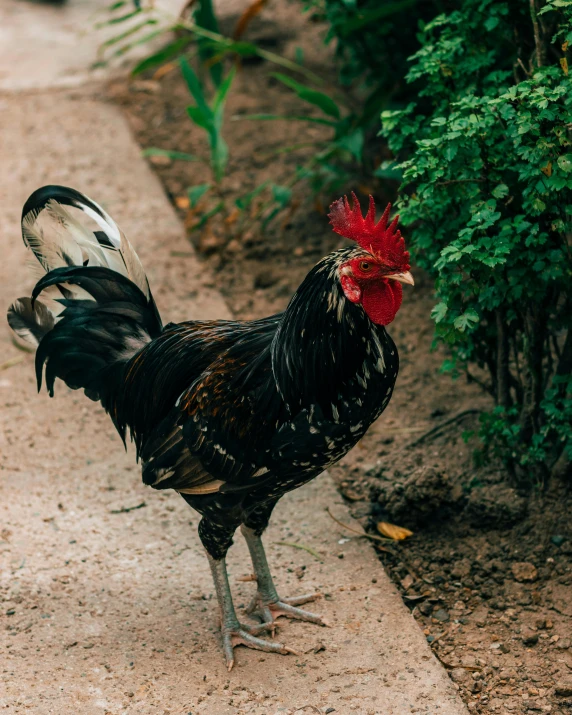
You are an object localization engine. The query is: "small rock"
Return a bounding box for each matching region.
[148,154,172,167]
[450,558,472,579]
[556,638,571,650]
[225,239,242,254]
[294,566,305,580]
[434,608,450,623]
[450,668,471,685]
[555,678,572,697]
[473,607,488,627]
[400,574,414,590]
[418,602,433,616]
[6,609,15,616]
[512,562,538,582]
[130,80,161,94]
[521,628,539,647]
[197,231,224,254]
[341,487,363,502]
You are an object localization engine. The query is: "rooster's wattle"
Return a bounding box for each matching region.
[7,186,413,668]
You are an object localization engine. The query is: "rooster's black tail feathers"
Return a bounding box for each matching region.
[7,185,162,413]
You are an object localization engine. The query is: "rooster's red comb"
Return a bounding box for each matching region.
[328,192,410,270]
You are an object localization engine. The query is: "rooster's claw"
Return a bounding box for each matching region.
[223,626,298,671]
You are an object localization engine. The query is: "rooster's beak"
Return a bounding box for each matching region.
[387,271,414,286]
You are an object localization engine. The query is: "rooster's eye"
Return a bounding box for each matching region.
[359,261,373,272]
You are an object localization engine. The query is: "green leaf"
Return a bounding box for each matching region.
[492,184,509,199]
[102,28,165,61]
[454,310,479,332]
[131,37,189,76]
[557,154,572,173]
[336,129,364,160]
[104,8,141,25]
[431,302,448,323]
[271,184,292,208]
[141,148,200,162]
[180,57,213,123]
[98,19,157,51]
[187,183,211,208]
[225,40,260,57]
[212,66,236,127]
[271,73,341,119]
[193,0,222,87]
[186,105,213,132]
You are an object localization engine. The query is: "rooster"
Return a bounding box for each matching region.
[7,186,413,669]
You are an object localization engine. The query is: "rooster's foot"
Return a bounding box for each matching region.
[246,591,330,633]
[222,624,298,671]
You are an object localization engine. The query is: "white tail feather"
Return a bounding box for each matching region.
[22,189,151,300]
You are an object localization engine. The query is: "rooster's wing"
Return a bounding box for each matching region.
[138,316,283,495]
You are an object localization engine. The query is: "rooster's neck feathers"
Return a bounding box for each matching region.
[271,247,394,414]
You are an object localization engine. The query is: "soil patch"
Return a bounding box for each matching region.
[108,6,572,713]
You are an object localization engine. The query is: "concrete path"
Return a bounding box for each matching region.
[0,0,245,92]
[0,5,468,714]
[0,0,183,92]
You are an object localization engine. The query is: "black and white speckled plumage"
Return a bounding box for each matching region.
[8,188,400,562]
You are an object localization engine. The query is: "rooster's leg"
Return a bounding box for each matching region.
[207,554,296,670]
[241,525,329,630]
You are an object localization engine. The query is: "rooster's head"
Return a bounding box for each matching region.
[328,193,413,326]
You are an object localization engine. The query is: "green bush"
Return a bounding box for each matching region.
[99,0,572,480]
[380,0,572,480]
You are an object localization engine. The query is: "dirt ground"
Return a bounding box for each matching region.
[107,4,572,714]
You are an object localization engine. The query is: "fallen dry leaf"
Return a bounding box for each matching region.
[152,62,177,81]
[224,207,240,225]
[175,196,190,209]
[341,487,362,501]
[233,0,269,40]
[376,521,414,541]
